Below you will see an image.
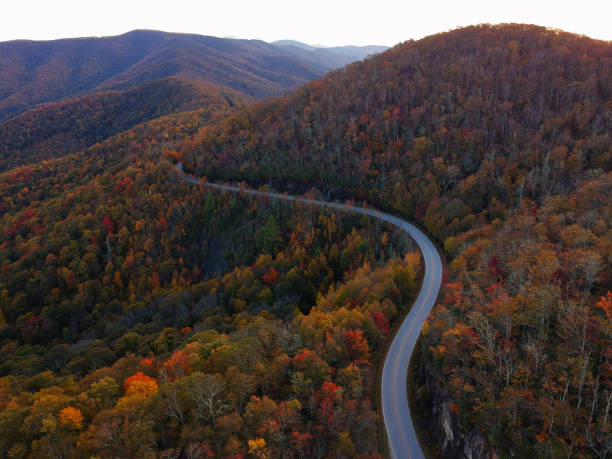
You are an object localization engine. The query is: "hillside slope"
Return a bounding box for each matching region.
[186,24,611,192]
[0,77,251,171]
[180,24,611,457]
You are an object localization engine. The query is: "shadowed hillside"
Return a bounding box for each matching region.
[0,77,252,171]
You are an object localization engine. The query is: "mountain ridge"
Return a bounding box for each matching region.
[0,29,388,122]
[272,39,388,67]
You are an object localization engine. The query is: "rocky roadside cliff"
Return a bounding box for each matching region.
[415,356,495,459]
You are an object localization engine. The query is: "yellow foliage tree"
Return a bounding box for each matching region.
[125,378,158,399]
[247,437,270,459]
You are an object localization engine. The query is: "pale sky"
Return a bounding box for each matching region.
[2,0,610,46]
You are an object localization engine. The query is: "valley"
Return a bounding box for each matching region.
[177,165,443,458]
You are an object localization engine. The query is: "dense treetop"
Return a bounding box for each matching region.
[0,98,421,456]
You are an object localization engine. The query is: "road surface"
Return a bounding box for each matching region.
[177,166,443,458]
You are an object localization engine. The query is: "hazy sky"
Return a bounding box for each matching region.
[2,0,610,46]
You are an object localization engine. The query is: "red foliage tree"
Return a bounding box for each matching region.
[262,267,279,285]
[344,329,370,363]
[371,310,390,334]
[102,215,115,233]
[163,350,190,380]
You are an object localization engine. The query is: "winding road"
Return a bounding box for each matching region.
[177,165,443,458]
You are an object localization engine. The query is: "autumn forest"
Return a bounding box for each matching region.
[0,23,610,458]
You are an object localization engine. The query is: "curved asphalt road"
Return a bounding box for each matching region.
[177,165,443,458]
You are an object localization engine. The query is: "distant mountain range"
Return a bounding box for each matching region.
[272,40,388,69]
[0,30,387,121]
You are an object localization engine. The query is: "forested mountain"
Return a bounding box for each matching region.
[0,23,610,458]
[0,30,388,122]
[0,77,251,171]
[0,30,319,121]
[178,24,612,457]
